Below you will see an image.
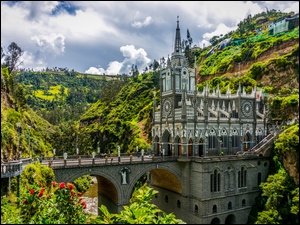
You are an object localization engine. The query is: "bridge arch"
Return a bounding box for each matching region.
[53,161,184,214]
[124,163,183,201]
[211,217,220,224]
[225,213,236,224]
[60,169,122,206]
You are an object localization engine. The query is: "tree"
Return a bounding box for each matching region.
[2,42,23,73]
[92,184,186,224]
[183,29,194,67]
[152,59,159,71]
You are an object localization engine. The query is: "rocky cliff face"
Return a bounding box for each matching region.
[280,150,299,185]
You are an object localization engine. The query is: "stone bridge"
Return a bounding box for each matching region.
[53,157,182,211]
[51,154,271,224]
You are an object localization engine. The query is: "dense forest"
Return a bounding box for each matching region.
[1,9,299,224]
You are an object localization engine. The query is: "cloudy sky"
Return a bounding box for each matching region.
[1,1,299,75]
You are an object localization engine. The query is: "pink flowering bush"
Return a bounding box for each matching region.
[19,181,89,224]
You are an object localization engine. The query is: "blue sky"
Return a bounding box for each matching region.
[1,1,299,75]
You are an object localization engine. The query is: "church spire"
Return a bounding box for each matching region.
[174,16,182,55]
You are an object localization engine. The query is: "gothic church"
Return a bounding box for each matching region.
[152,18,267,157]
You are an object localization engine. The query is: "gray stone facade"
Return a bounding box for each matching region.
[152,17,268,158]
[52,155,270,224]
[51,17,272,224]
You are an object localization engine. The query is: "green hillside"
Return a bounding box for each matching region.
[1,8,299,224]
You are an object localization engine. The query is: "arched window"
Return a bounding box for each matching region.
[213,205,217,213]
[194,204,198,214]
[220,128,228,149]
[257,172,262,186]
[211,169,221,192]
[242,199,246,207]
[238,166,247,188]
[208,132,217,149]
[228,202,232,210]
[165,195,168,203]
[230,128,239,148]
[177,200,181,208]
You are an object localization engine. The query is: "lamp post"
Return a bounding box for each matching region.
[16,122,21,160]
[118,145,120,163]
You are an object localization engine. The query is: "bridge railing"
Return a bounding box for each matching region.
[243,132,277,156]
[1,161,23,178]
[21,158,33,167]
[46,154,265,169]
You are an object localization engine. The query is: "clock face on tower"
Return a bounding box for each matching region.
[163,99,172,116]
[241,100,253,117]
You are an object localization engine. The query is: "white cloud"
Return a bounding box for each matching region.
[31,33,65,55]
[85,66,106,75]
[201,23,236,46]
[19,51,47,71]
[106,61,123,75]
[1,1,299,73]
[132,16,152,28]
[85,45,151,75]
[119,45,151,74]
[18,1,60,20]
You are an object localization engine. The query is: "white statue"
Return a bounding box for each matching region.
[121,171,127,184]
[63,152,67,160]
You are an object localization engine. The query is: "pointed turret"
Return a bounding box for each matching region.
[226,85,231,97]
[171,16,185,67]
[174,16,182,55]
[222,100,226,110]
[211,100,215,110]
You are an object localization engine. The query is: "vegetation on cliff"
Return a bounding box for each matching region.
[1,9,299,224]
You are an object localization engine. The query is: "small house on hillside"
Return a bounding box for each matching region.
[268,13,299,35]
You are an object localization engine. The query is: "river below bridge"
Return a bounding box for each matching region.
[82,177,98,216]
